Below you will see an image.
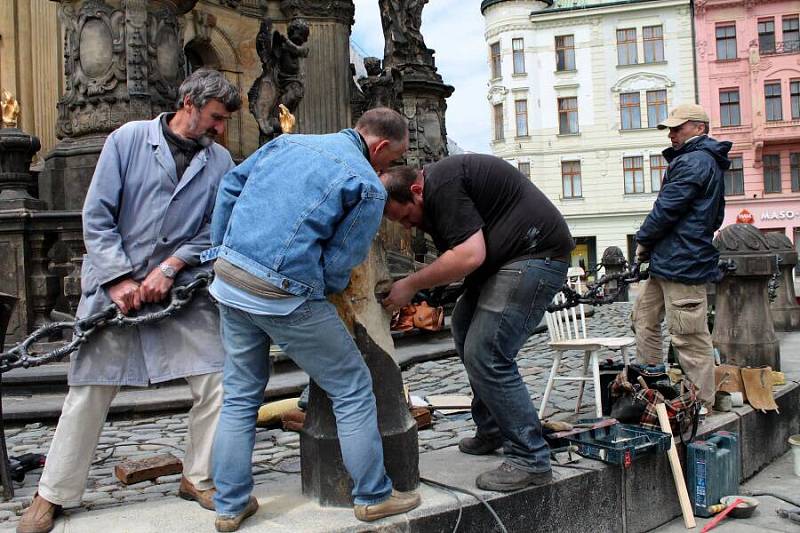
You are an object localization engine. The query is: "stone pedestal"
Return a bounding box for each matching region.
[301,242,419,506]
[601,246,628,302]
[765,232,800,331]
[0,128,45,211]
[41,0,198,209]
[712,224,780,370]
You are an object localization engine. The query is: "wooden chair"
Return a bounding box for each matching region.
[539,292,635,418]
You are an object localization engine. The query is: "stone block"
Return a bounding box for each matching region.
[739,383,800,479]
[114,453,182,485]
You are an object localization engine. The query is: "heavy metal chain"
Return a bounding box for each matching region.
[547,259,738,312]
[0,273,212,374]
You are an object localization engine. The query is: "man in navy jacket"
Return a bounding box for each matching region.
[634,104,731,409]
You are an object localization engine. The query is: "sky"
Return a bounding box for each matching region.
[350,0,491,154]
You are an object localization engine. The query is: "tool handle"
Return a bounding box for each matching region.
[656,402,696,529]
[700,498,744,533]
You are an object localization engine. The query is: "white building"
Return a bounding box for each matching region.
[481,0,696,270]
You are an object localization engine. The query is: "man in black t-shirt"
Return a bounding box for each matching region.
[380,154,574,491]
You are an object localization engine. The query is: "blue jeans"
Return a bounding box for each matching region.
[212,301,392,516]
[452,258,567,473]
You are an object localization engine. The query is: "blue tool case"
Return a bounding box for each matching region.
[566,424,671,468]
[686,431,740,517]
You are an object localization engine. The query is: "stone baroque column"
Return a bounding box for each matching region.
[712,223,780,370]
[279,0,354,134]
[41,0,198,210]
[765,232,800,331]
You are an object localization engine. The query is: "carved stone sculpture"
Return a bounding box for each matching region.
[765,232,800,331]
[1,91,20,129]
[379,0,434,72]
[713,223,780,370]
[248,17,310,144]
[357,57,402,112]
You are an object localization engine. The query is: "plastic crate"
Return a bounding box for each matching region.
[566,423,672,468]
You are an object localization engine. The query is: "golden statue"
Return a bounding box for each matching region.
[1,90,20,128]
[278,104,296,134]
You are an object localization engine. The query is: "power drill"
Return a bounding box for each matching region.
[8,453,45,482]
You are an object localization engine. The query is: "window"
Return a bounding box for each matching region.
[490,42,501,78]
[558,97,579,134]
[643,25,664,63]
[646,90,667,127]
[791,153,800,192]
[719,89,741,126]
[624,156,645,194]
[518,162,531,178]
[555,35,576,71]
[617,28,638,65]
[493,103,504,141]
[763,154,782,193]
[716,23,737,60]
[561,161,582,198]
[784,16,799,52]
[765,82,783,121]
[650,154,667,192]
[512,38,526,74]
[759,19,776,54]
[515,99,528,137]
[724,156,744,195]
[620,92,641,130]
[792,80,800,119]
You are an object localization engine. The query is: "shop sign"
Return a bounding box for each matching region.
[736,209,754,224]
[760,210,797,221]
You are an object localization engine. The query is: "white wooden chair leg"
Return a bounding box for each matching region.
[591,351,603,418]
[575,350,590,414]
[621,346,630,368]
[539,352,561,419]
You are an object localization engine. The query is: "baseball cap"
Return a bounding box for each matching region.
[657,104,710,129]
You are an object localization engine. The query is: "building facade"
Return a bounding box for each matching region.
[481,0,696,271]
[695,0,800,255]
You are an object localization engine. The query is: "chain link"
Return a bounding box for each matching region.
[547,259,739,312]
[0,273,213,374]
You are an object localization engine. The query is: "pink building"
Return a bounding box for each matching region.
[695,0,800,253]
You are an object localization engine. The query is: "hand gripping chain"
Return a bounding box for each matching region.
[546,259,737,313]
[0,273,212,374]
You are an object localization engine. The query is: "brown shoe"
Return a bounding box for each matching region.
[354,489,421,522]
[178,476,216,511]
[17,494,60,533]
[215,496,259,532]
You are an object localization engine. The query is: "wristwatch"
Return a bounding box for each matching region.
[159,263,177,279]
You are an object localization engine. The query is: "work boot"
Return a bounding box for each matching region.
[215,496,259,532]
[178,476,216,510]
[354,489,421,522]
[476,462,553,492]
[17,494,60,533]
[458,433,502,455]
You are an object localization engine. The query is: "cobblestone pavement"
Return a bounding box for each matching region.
[0,303,640,528]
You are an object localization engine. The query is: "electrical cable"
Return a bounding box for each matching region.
[744,491,800,509]
[420,477,462,533]
[421,476,509,533]
[92,442,185,466]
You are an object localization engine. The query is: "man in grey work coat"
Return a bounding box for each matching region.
[18,69,242,533]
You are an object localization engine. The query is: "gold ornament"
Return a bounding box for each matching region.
[1,90,20,128]
[278,104,296,134]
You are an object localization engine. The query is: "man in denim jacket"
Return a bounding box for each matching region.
[205,108,420,531]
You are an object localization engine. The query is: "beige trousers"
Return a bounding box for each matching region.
[38,372,223,506]
[632,276,716,407]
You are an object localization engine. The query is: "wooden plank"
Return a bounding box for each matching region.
[656,403,696,529]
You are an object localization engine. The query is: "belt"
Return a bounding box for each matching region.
[507,253,570,265]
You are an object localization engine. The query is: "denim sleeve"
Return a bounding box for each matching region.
[321,181,386,294]
[82,133,134,286]
[211,150,261,247]
[636,157,703,247]
[174,155,234,266]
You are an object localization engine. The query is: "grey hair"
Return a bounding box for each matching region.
[355,107,408,144]
[177,68,242,112]
[689,120,710,134]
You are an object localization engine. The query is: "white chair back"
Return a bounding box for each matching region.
[545,292,587,343]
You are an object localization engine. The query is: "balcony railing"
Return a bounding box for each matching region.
[761,40,800,56]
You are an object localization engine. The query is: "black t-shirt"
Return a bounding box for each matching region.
[422,154,574,286]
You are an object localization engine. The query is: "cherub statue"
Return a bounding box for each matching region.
[1,90,20,128]
[248,17,310,144]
